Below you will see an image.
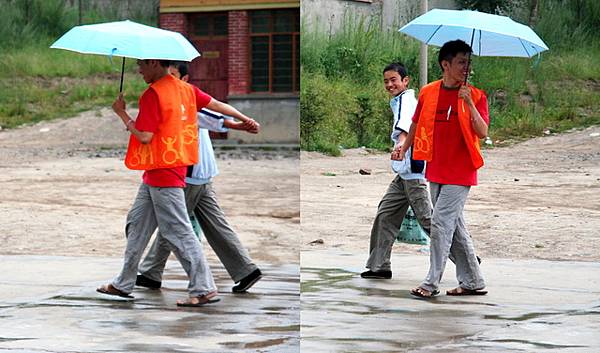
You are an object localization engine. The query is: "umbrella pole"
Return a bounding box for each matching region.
[465,29,475,85]
[119,57,125,93]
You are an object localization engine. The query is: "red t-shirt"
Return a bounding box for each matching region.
[135,83,212,188]
[412,86,489,186]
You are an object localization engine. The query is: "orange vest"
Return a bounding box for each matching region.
[124,75,198,170]
[413,80,485,169]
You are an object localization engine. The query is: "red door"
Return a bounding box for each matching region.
[187,12,230,138]
[190,39,228,102]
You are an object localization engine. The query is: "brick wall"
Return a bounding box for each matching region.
[228,11,249,95]
[160,13,187,35]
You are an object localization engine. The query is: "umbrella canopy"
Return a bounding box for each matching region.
[399,9,548,58]
[51,20,200,61]
[51,20,200,92]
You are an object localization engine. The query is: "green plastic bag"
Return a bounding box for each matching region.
[189,212,203,241]
[396,207,429,245]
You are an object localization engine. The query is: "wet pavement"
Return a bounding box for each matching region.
[0,255,299,353]
[301,250,600,353]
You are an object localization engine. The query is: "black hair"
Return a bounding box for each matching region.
[142,59,171,67]
[175,61,189,77]
[438,40,472,70]
[383,62,408,78]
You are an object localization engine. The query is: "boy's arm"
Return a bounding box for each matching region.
[112,93,153,144]
[393,122,416,161]
[205,98,260,132]
[223,118,259,134]
[198,109,227,133]
[459,86,488,138]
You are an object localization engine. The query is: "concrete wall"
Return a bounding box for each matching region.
[227,96,299,144]
[302,0,456,34]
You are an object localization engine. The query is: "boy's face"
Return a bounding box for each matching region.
[442,52,470,83]
[168,66,190,82]
[383,70,409,97]
[168,66,181,79]
[137,59,161,84]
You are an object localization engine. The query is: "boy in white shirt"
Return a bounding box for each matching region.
[361,63,432,279]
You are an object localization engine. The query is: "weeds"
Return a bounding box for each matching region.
[0,0,158,129]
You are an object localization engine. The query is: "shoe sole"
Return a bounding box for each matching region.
[361,275,392,279]
[232,275,262,293]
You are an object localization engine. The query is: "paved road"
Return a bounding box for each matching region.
[302,250,600,353]
[0,255,300,353]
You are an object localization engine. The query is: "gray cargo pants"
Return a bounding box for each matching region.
[365,176,432,272]
[111,183,216,297]
[139,182,257,283]
[420,182,485,292]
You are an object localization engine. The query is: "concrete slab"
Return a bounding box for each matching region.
[301,250,600,353]
[0,255,299,352]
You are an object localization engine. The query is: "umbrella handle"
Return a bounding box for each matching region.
[119,57,125,93]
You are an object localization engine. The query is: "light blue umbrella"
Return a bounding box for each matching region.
[50,20,200,91]
[399,9,549,58]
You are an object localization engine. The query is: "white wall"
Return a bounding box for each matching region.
[302,0,456,34]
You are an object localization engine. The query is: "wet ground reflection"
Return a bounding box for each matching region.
[0,256,299,352]
[301,250,600,353]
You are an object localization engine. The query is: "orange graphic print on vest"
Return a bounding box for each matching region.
[413,80,485,169]
[124,75,199,170]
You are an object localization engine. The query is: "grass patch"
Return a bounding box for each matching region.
[0,0,156,129]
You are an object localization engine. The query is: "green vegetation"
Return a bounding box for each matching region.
[301,0,600,155]
[0,0,157,129]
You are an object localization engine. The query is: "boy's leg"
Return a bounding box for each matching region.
[150,186,216,297]
[111,184,159,294]
[137,183,209,283]
[419,183,470,293]
[137,231,172,283]
[449,215,485,290]
[405,179,432,234]
[365,175,409,272]
[192,183,258,283]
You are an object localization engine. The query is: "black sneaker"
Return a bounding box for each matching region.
[232,269,262,293]
[360,270,392,279]
[135,274,162,289]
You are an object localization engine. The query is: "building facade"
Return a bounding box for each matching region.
[160,0,300,144]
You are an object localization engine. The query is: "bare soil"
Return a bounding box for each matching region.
[301,126,600,262]
[0,108,300,265]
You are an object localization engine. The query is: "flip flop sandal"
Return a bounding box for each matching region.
[446,287,488,296]
[176,298,221,307]
[410,287,439,298]
[96,284,134,299]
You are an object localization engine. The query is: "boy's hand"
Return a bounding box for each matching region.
[458,85,473,106]
[391,143,404,161]
[241,119,260,134]
[112,93,126,114]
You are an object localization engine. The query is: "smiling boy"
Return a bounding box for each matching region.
[397,40,489,298]
[361,62,432,280]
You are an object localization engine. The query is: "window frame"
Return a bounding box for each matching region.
[188,12,229,40]
[248,9,300,94]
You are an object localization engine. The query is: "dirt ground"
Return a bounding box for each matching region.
[0,108,300,265]
[301,125,600,262]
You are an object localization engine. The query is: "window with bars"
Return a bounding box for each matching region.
[190,12,228,38]
[250,9,300,93]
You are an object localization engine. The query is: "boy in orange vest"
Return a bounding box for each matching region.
[397,40,489,298]
[360,62,432,280]
[97,59,224,306]
[136,62,264,294]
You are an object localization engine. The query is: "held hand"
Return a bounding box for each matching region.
[458,85,473,106]
[112,93,126,114]
[390,143,405,161]
[242,119,260,134]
